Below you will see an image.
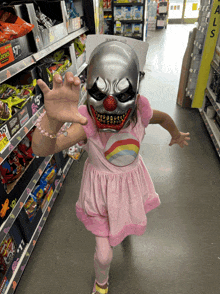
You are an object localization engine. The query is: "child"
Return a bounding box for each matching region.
[32,40,190,294]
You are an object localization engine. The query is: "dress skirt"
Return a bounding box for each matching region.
[76,156,160,247]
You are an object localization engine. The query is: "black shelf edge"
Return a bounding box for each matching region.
[114,2,144,6]
[114,20,143,23]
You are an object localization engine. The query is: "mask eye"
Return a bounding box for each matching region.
[116,80,136,102]
[88,79,107,101]
[116,93,131,102]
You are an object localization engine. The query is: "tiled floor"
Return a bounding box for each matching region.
[15,25,220,294]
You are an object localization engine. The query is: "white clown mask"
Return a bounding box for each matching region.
[87,41,140,132]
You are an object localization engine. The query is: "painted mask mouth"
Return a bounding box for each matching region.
[91,106,131,130]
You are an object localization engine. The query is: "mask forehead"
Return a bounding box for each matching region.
[87,41,139,92]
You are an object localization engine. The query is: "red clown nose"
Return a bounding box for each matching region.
[103,95,117,111]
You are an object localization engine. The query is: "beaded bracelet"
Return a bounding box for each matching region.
[35,111,68,139]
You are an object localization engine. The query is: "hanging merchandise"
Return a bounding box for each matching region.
[68,144,84,160]
[65,0,80,20]
[0,148,26,187]
[0,10,34,44]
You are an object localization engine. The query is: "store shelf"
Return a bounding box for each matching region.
[0,56,35,84]
[33,27,88,62]
[4,157,74,294]
[76,63,88,77]
[104,8,112,11]
[114,20,142,23]
[0,27,88,84]
[205,87,220,117]
[114,2,143,6]
[0,106,44,165]
[0,155,53,245]
[211,59,220,75]
[200,109,220,157]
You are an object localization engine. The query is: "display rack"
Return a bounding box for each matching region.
[200,29,220,157]
[112,0,147,41]
[0,1,91,293]
[4,157,75,294]
[186,0,220,108]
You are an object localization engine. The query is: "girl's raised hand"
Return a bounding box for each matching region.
[37,72,88,125]
[169,132,190,148]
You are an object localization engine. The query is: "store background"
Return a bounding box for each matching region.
[0,0,220,293]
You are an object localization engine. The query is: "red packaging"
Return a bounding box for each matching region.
[0,10,34,44]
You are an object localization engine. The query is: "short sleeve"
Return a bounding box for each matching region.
[78,105,97,138]
[138,95,153,127]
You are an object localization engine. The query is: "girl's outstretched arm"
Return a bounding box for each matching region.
[149,110,190,148]
[32,72,87,156]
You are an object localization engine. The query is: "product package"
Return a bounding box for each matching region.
[123,7,132,20]
[132,6,143,20]
[114,7,123,20]
[123,24,133,37]
[68,144,83,160]
[0,148,26,186]
[0,10,34,44]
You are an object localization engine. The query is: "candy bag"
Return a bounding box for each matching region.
[0,10,34,44]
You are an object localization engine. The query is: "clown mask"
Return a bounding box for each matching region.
[87,41,140,133]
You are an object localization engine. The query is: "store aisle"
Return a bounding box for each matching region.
[15,25,220,294]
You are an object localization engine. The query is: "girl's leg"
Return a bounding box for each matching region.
[94,236,113,291]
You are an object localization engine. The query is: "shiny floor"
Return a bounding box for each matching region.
[15,25,220,294]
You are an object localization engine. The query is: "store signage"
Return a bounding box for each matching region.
[210,3,220,38]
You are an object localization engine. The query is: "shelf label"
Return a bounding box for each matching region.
[0,125,10,153]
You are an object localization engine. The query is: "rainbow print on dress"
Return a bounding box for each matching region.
[104,133,140,167]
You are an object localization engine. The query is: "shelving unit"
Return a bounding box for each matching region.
[4,157,75,294]
[200,29,220,157]
[112,0,147,41]
[0,1,91,293]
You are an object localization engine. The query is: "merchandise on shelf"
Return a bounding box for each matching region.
[0,68,41,127]
[132,23,142,37]
[0,4,36,70]
[210,69,220,102]
[65,0,80,20]
[123,23,133,37]
[0,220,26,292]
[0,10,34,44]
[114,22,123,35]
[68,144,83,160]
[114,6,123,20]
[132,6,143,20]
[43,49,72,83]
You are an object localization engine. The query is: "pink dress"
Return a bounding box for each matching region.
[75,95,160,247]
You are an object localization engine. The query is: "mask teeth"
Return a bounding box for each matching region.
[95,111,126,125]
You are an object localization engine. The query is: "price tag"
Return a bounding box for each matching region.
[0,125,10,153]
